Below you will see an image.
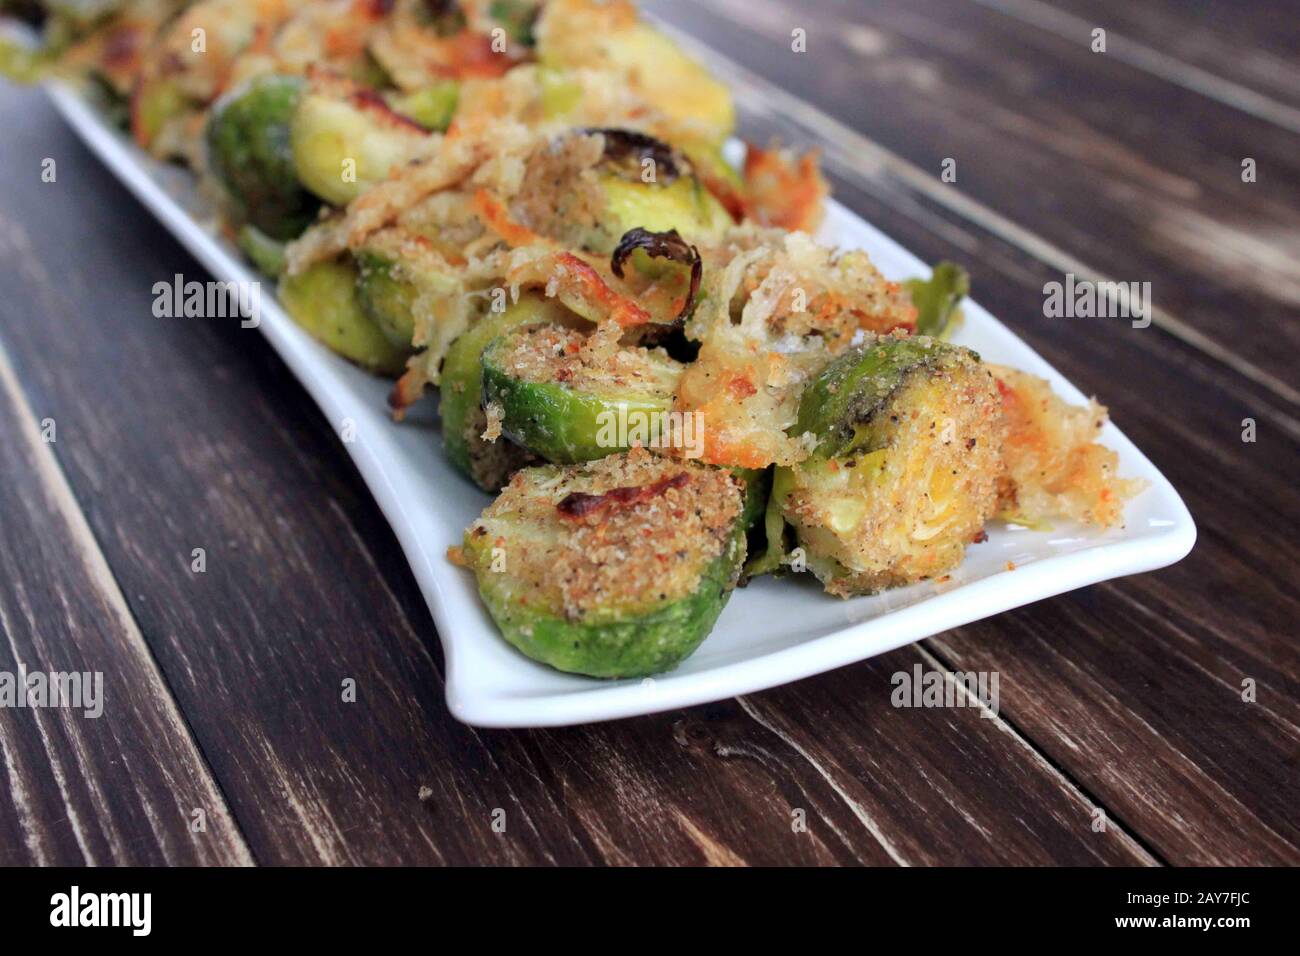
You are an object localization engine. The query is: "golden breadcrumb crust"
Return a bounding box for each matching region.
[991,366,1144,528]
[466,449,742,618]
[492,324,680,396]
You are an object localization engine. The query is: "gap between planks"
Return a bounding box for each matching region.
[0,337,256,866]
[914,641,1165,865]
[739,646,1161,866]
[734,697,912,865]
[649,8,1300,426]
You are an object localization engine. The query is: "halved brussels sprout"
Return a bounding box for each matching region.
[290,82,429,207]
[601,176,729,248]
[460,449,747,677]
[278,259,410,376]
[488,0,540,46]
[354,250,418,348]
[795,336,975,458]
[387,81,459,132]
[782,335,1003,595]
[517,129,732,255]
[538,7,734,145]
[481,324,684,463]
[353,245,466,352]
[206,74,320,241]
[439,293,571,490]
[589,130,731,249]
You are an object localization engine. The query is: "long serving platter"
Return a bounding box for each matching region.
[47,78,1195,727]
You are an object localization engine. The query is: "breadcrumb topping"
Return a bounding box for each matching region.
[467,449,742,618]
[481,401,506,442]
[492,325,681,397]
[991,366,1145,528]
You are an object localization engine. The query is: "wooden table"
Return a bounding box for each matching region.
[0,0,1295,866]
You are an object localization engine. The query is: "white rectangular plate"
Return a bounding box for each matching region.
[49,81,1195,728]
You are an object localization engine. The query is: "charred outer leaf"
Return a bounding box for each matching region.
[582,127,683,182]
[610,227,702,323]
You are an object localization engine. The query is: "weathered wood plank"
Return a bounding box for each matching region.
[516,641,1154,866]
[928,585,1300,865]
[648,0,1300,402]
[733,649,1157,865]
[0,346,253,866]
[0,86,1151,864]
[1030,0,1300,114]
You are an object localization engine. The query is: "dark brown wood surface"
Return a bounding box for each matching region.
[0,350,251,866]
[0,0,1296,865]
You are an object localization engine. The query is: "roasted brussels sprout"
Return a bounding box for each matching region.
[600,175,728,247]
[481,324,684,464]
[781,335,1003,595]
[206,74,320,241]
[537,0,734,145]
[387,81,459,132]
[590,129,731,249]
[353,245,469,356]
[439,293,571,490]
[516,129,732,255]
[354,250,419,348]
[290,79,429,207]
[278,259,410,375]
[488,0,540,47]
[460,449,747,677]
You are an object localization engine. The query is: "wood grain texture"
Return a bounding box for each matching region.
[1031,0,1300,114]
[647,0,1300,402]
[516,643,1153,866]
[733,650,1156,865]
[0,85,1155,865]
[0,346,252,866]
